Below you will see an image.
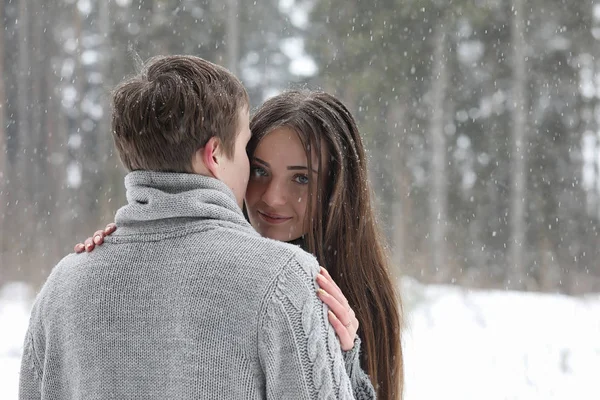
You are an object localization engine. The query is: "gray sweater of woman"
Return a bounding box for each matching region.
[19,171,376,400]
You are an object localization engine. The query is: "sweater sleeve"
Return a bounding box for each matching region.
[342,337,377,399]
[258,253,356,399]
[19,327,42,400]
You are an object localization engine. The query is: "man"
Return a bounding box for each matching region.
[19,55,355,399]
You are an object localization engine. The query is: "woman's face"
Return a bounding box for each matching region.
[245,127,326,242]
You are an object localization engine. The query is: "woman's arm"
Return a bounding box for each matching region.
[316,267,376,399]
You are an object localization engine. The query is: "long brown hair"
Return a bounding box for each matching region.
[248,90,403,399]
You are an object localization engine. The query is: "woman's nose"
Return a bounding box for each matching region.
[261,181,287,207]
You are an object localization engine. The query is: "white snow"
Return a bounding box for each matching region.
[457,40,485,65]
[401,278,600,400]
[280,37,318,77]
[1,278,599,399]
[66,161,82,188]
[77,0,92,16]
[0,282,34,400]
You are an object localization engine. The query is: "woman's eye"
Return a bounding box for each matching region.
[250,166,268,178]
[293,174,309,185]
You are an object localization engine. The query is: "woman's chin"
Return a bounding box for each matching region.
[249,218,304,242]
[267,232,299,242]
[258,227,302,243]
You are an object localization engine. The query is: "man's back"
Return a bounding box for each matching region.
[19,172,354,399]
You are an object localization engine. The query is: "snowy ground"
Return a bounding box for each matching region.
[0,282,34,400]
[401,278,600,400]
[1,279,599,399]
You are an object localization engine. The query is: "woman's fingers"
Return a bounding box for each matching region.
[317,286,353,328]
[316,269,359,351]
[328,310,354,351]
[84,237,95,252]
[316,273,348,311]
[75,224,115,255]
[93,230,105,245]
[104,223,117,235]
[320,267,347,305]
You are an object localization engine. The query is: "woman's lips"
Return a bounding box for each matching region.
[258,210,292,225]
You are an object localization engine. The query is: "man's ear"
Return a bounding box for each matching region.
[202,136,223,178]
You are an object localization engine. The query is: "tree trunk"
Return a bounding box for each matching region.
[226,0,239,75]
[16,0,34,279]
[387,102,410,275]
[45,29,66,272]
[509,0,528,290]
[429,19,449,282]
[17,0,31,186]
[0,1,6,262]
[67,4,85,240]
[31,0,44,223]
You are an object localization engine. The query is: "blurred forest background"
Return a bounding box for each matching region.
[1,0,600,294]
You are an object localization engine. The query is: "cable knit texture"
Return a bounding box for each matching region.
[342,337,377,398]
[286,238,376,399]
[19,171,368,399]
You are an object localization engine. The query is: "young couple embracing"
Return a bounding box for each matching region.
[20,55,402,399]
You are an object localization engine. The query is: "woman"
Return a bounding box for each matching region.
[78,90,404,399]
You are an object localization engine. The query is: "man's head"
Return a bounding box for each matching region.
[111,55,251,206]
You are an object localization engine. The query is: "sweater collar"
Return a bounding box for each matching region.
[114,171,255,234]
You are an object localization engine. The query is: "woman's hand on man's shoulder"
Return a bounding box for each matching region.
[74,223,117,253]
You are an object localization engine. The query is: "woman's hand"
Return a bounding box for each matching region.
[316,267,358,351]
[74,223,117,253]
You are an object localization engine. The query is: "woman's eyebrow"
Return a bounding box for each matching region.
[254,157,317,173]
[253,157,270,167]
[288,165,318,174]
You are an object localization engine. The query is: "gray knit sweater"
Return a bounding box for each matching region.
[19,171,376,399]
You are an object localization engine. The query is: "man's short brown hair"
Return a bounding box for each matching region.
[111,55,249,172]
